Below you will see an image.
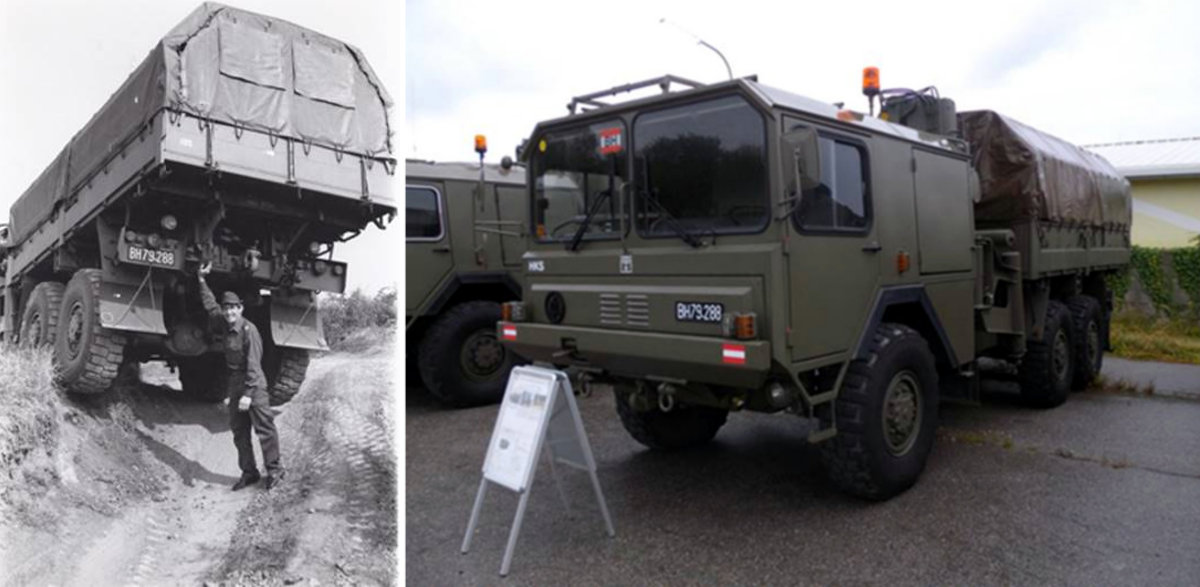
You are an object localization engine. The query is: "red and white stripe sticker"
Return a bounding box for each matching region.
[502,325,517,341]
[722,344,746,365]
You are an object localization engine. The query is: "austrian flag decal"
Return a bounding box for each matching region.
[502,325,517,341]
[722,344,746,365]
[598,127,623,154]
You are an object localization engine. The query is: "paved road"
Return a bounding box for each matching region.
[1102,357,1200,400]
[407,382,1200,585]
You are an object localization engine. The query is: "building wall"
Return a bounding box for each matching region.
[1129,177,1200,247]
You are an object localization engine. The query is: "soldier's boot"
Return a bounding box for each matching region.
[264,470,285,490]
[232,471,261,491]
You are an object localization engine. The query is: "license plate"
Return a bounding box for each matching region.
[126,245,176,268]
[675,301,724,323]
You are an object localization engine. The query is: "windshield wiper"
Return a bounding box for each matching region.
[639,188,705,248]
[567,189,612,251]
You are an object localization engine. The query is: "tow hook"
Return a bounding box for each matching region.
[657,383,677,412]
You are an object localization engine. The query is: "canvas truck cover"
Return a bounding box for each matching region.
[960,110,1131,229]
[8,2,393,246]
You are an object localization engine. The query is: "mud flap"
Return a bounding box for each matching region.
[98,280,166,335]
[270,293,328,351]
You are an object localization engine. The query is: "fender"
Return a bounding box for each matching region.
[853,285,959,368]
[420,271,522,318]
[270,291,327,351]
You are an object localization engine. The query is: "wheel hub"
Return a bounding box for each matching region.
[882,371,922,456]
[460,329,505,380]
[1052,329,1070,384]
[26,313,43,346]
[66,302,86,359]
[1086,321,1100,367]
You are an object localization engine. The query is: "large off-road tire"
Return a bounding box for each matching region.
[178,354,227,402]
[54,269,125,395]
[418,301,519,408]
[1018,300,1075,408]
[19,281,65,348]
[614,388,729,450]
[1068,295,1103,390]
[267,348,309,406]
[820,323,939,500]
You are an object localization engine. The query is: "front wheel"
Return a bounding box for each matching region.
[54,269,125,395]
[820,323,939,500]
[418,301,520,408]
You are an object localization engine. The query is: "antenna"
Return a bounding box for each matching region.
[659,18,733,81]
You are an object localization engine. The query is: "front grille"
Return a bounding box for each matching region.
[598,293,650,327]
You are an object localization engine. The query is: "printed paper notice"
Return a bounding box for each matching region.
[482,368,556,492]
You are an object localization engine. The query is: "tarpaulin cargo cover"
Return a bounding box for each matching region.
[8,2,392,246]
[960,110,1131,230]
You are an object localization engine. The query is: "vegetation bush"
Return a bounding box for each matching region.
[319,287,397,351]
[0,346,58,476]
[1108,245,1200,317]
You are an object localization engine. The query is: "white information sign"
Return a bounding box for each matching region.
[482,368,556,492]
[462,366,614,577]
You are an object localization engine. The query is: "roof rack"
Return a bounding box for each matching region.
[567,74,705,114]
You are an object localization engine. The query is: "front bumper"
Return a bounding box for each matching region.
[498,321,771,389]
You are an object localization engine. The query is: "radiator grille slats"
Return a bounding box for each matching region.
[597,293,651,327]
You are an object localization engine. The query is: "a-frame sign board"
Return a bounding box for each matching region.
[461,366,615,577]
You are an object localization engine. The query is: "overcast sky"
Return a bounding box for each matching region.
[0,0,401,294]
[408,0,1200,164]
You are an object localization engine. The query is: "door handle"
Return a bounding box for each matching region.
[432,246,451,253]
[861,241,882,252]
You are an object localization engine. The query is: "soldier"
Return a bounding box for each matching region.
[198,262,284,490]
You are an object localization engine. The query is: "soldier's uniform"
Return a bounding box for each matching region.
[199,278,282,486]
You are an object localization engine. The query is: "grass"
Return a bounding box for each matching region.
[0,345,58,474]
[1108,311,1200,364]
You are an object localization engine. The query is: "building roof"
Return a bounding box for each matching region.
[1083,137,1200,179]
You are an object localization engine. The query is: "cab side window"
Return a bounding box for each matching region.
[795,136,870,232]
[406,186,443,240]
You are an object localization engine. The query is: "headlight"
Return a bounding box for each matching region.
[161,215,178,231]
[308,241,322,255]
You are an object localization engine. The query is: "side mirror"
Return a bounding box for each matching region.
[500,156,514,170]
[782,127,821,194]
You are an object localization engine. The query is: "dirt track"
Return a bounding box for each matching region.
[0,344,396,586]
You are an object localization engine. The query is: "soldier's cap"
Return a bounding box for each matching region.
[220,292,243,307]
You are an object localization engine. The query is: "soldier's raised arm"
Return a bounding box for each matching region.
[197,261,222,319]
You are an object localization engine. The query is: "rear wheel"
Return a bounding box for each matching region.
[267,348,309,406]
[19,281,65,348]
[614,387,729,450]
[820,323,939,500]
[1068,295,1103,390]
[418,301,519,408]
[55,269,125,395]
[1018,300,1074,408]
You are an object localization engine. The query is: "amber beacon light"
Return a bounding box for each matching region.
[474,134,488,155]
[862,66,881,115]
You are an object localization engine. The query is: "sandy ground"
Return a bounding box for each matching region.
[0,343,396,586]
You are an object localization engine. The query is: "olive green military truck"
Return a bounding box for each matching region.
[406,155,528,407]
[498,75,1131,499]
[0,4,395,405]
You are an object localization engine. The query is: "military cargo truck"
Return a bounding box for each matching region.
[406,154,528,407]
[0,3,395,404]
[498,75,1131,499]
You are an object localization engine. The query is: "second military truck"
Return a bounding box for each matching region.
[499,75,1131,499]
[406,152,528,407]
[1,3,395,404]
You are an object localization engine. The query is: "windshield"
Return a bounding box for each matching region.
[634,95,768,237]
[531,120,629,242]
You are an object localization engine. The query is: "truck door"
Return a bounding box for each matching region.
[786,123,881,361]
[405,183,454,315]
